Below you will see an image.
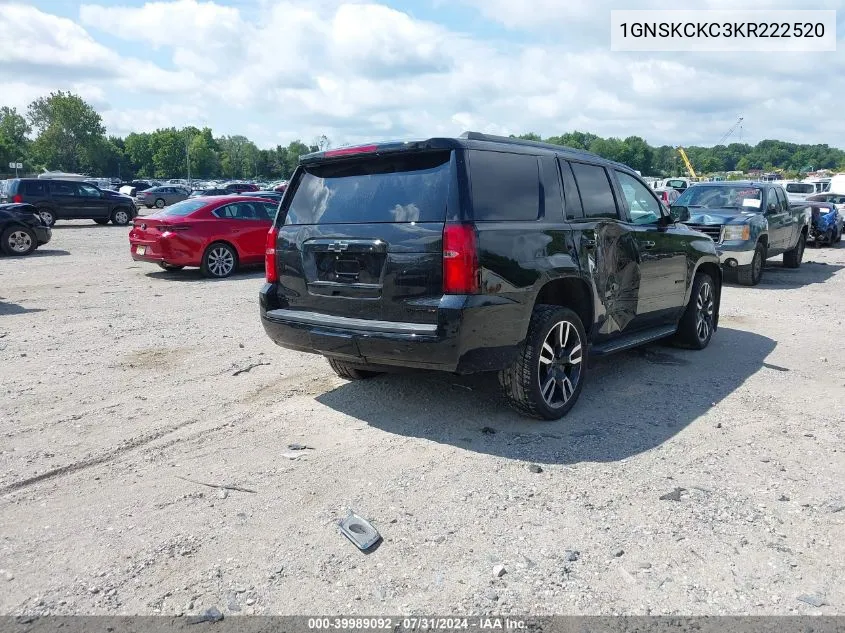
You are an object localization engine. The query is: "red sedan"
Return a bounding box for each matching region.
[129,196,278,278]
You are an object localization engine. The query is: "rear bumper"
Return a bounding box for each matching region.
[259,284,526,374]
[129,240,197,266]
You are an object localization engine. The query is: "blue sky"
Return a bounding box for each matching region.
[2,0,843,150]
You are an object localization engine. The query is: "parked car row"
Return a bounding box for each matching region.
[2,134,835,423]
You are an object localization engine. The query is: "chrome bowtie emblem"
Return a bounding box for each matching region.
[141,223,147,230]
[327,241,349,252]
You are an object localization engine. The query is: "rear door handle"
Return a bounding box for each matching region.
[641,241,656,249]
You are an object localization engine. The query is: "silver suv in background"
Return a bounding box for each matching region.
[136,186,190,209]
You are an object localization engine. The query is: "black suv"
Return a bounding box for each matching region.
[0,179,136,227]
[260,133,722,419]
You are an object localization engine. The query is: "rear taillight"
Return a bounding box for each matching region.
[12,194,22,203]
[443,224,479,294]
[265,227,279,283]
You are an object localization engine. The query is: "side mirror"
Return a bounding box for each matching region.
[669,205,690,222]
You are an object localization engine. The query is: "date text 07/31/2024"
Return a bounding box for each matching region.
[307,618,527,630]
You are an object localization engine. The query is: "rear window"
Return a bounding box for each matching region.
[284,151,451,225]
[666,179,687,188]
[785,183,814,194]
[468,150,540,221]
[157,199,208,217]
[570,162,619,220]
[23,181,48,196]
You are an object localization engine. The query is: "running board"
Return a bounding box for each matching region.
[590,325,678,356]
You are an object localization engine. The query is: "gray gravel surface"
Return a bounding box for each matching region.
[0,221,843,616]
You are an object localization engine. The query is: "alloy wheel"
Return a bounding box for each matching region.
[7,230,32,254]
[114,210,129,225]
[537,320,583,409]
[695,281,715,342]
[39,211,54,226]
[207,246,234,277]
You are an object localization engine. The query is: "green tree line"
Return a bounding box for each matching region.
[2,92,844,181]
[0,92,324,181]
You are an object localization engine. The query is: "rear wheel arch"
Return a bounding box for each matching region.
[692,261,722,330]
[203,239,241,260]
[532,276,594,338]
[201,240,240,278]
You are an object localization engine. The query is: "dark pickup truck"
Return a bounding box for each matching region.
[259,132,723,420]
[673,181,809,285]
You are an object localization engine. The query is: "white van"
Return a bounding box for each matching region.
[826,174,845,194]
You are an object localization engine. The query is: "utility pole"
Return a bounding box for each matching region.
[186,134,191,188]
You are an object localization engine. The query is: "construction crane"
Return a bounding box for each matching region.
[676,147,697,179]
[716,116,744,146]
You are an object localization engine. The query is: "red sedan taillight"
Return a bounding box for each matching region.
[443,223,479,294]
[265,227,279,283]
[12,194,22,203]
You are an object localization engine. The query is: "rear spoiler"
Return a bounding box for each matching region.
[299,138,456,164]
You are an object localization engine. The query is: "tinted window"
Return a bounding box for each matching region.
[675,185,763,209]
[23,181,47,196]
[51,181,78,196]
[558,160,583,219]
[257,202,277,219]
[570,162,618,219]
[78,183,100,197]
[774,187,788,211]
[284,151,451,225]
[615,171,662,225]
[785,183,814,194]
[468,151,540,221]
[157,199,208,217]
[666,179,687,189]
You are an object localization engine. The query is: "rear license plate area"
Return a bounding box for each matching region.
[136,245,146,255]
[309,330,361,358]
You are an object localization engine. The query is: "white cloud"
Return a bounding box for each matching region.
[0,3,200,98]
[101,103,209,136]
[0,0,843,152]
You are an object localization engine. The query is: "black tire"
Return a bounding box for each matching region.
[674,272,717,350]
[327,358,383,380]
[783,233,805,268]
[737,242,765,285]
[836,227,842,243]
[158,262,184,271]
[200,242,238,278]
[111,207,131,226]
[1,225,37,256]
[154,198,165,209]
[37,208,56,227]
[498,305,587,420]
[824,229,834,246]
[93,218,110,225]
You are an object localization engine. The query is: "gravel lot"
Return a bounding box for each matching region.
[1,219,844,617]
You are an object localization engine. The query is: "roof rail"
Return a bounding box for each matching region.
[459,131,611,163]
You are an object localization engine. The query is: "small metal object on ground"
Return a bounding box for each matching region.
[339,512,381,551]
